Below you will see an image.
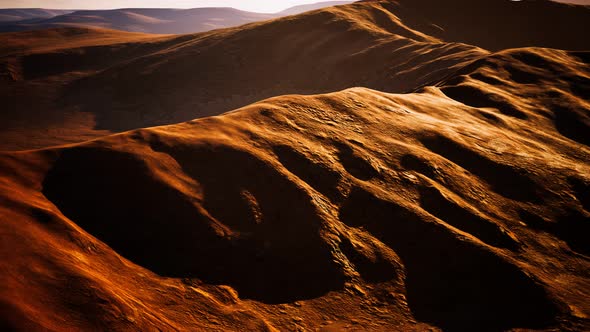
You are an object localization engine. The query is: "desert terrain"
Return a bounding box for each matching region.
[0,2,354,34]
[0,0,589,331]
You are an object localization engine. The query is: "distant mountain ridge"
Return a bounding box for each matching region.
[0,1,355,34]
[2,8,275,34]
[0,8,71,22]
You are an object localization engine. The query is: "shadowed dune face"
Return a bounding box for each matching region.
[42,145,347,304]
[339,188,557,331]
[273,144,345,202]
[383,0,590,51]
[419,133,541,202]
[439,85,529,119]
[416,184,519,250]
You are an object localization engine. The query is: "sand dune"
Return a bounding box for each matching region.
[63,2,482,130]
[1,1,487,150]
[0,26,168,55]
[379,0,590,51]
[0,1,589,329]
[1,44,589,330]
[2,0,589,151]
[0,27,176,150]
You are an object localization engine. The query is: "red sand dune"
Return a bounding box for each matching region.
[2,0,486,150]
[0,0,589,331]
[1,0,589,151]
[1,46,589,331]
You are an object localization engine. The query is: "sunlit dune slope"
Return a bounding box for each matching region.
[0,1,486,150]
[1,46,589,331]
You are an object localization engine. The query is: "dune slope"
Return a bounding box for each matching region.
[65,1,483,129]
[1,45,589,330]
[376,0,590,51]
[3,0,589,152]
[0,27,180,150]
[1,0,487,150]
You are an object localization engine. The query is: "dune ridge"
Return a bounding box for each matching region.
[362,0,590,51]
[1,44,590,330]
[0,0,589,330]
[1,0,487,150]
[1,0,589,151]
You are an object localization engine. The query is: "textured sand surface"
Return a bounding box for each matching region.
[0,0,589,331]
[2,47,589,331]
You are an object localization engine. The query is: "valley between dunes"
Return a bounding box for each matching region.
[1,0,589,331]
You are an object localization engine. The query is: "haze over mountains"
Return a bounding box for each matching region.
[0,0,589,331]
[0,8,275,34]
[0,8,71,22]
[0,1,355,33]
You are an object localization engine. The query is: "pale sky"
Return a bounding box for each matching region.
[0,0,587,12]
[0,1,345,12]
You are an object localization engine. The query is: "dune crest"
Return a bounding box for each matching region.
[1,46,589,329]
[1,1,488,150]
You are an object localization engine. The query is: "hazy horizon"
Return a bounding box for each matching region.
[0,0,353,13]
[0,0,588,13]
